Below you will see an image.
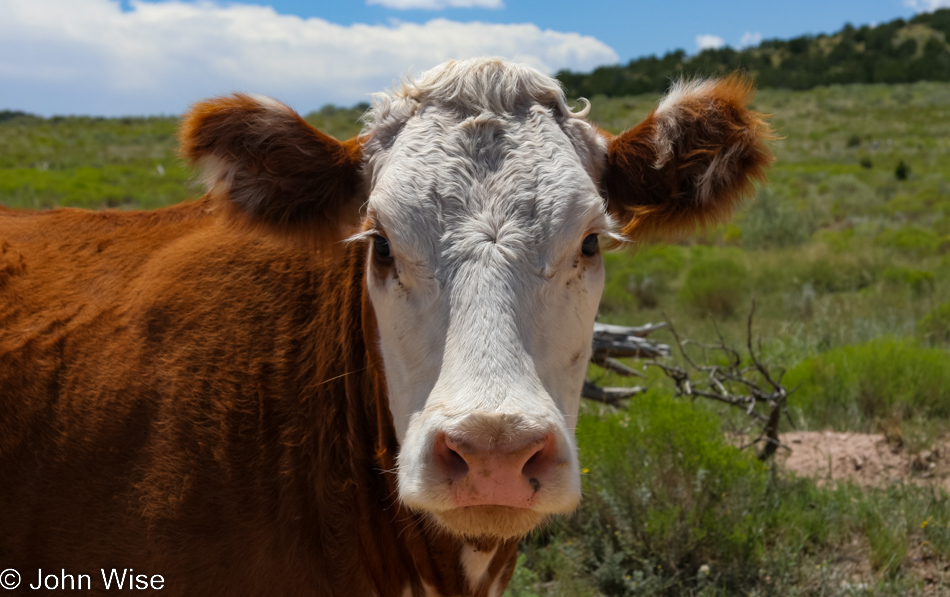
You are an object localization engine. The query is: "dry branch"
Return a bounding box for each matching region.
[647,301,791,461]
[581,380,645,407]
[583,321,668,405]
[584,304,791,461]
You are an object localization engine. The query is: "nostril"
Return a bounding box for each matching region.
[522,449,544,478]
[433,434,469,481]
[445,447,468,478]
[521,433,557,487]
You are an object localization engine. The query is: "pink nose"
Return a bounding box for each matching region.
[432,432,558,508]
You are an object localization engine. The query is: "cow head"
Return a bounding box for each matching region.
[181,59,771,540]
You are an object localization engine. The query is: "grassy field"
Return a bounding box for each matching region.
[2,82,949,595]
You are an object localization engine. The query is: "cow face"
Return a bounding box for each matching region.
[360,78,609,538]
[181,58,772,541]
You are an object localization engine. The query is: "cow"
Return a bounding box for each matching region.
[0,58,771,596]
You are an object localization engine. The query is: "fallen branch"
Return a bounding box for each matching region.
[583,321,669,405]
[646,301,792,461]
[581,380,645,406]
[592,322,671,360]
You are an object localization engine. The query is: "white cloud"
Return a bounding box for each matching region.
[695,34,725,51]
[367,0,503,10]
[739,31,762,48]
[904,0,950,11]
[0,0,617,116]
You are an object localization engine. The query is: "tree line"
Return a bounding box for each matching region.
[556,9,950,97]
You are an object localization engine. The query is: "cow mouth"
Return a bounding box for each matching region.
[429,505,547,539]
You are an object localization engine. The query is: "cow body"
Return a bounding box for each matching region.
[0,59,771,595]
[1,204,485,595]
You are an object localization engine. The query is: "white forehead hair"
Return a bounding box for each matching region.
[360,58,607,185]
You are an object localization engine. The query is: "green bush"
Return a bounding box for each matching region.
[679,256,749,317]
[918,301,950,345]
[895,159,911,180]
[881,266,935,296]
[820,174,880,221]
[511,460,950,596]
[302,105,365,140]
[784,338,950,430]
[538,393,768,594]
[875,226,940,257]
[602,245,686,311]
[936,215,950,236]
[802,256,878,294]
[739,189,813,249]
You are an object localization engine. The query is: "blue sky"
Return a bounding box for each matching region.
[1,0,946,116]
[201,0,931,62]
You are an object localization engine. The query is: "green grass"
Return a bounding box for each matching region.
[0,106,365,210]
[506,393,950,596]
[785,338,950,431]
[918,300,950,346]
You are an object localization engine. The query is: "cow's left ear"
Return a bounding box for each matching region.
[602,74,774,240]
[180,94,365,243]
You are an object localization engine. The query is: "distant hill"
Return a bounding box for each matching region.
[556,9,950,97]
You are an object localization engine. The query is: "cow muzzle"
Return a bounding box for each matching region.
[399,411,579,539]
[433,431,557,509]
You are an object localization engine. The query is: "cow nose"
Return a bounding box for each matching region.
[432,431,558,509]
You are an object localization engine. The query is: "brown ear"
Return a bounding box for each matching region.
[602,73,773,240]
[179,94,365,242]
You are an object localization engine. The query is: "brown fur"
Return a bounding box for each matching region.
[179,94,366,246]
[0,114,511,595]
[603,73,774,240]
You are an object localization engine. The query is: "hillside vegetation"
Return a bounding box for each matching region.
[1,80,949,595]
[557,9,950,97]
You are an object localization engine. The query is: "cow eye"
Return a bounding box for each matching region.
[373,235,392,260]
[581,233,599,257]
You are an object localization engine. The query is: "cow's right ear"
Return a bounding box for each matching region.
[179,93,365,242]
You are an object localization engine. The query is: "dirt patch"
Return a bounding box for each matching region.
[777,430,950,492]
[776,431,950,594]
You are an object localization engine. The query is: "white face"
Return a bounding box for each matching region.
[361,98,610,538]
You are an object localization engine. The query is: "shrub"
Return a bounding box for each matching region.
[784,338,950,430]
[602,245,686,311]
[802,255,877,294]
[936,215,950,237]
[812,227,854,252]
[563,393,768,593]
[739,189,813,249]
[918,301,950,346]
[874,226,939,257]
[881,266,935,296]
[722,223,742,246]
[821,174,880,221]
[679,256,749,317]
[895,159,910,180]
[881,191,941,218]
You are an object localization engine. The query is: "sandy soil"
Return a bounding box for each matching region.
[776,431,950,594]
[777,431,950,492]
